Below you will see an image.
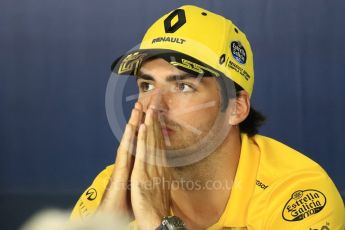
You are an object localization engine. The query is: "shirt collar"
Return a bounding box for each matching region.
[208,134,260,229]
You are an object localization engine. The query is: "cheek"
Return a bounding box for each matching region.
[181,108,219,133]
[169,93,220,128]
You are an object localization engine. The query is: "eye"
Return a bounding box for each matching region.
[139,82,154,92]
[176,83,195,93]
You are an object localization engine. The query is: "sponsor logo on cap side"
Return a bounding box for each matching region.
[171,59,220,77]
[231,41,246,64]
[282,189,326,222]
[227,60,250,80]
[219,54,226,65]
[117,52,147,75]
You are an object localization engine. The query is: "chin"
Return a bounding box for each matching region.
[164,135,196,150]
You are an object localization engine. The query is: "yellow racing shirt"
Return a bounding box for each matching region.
[71,134,345,229]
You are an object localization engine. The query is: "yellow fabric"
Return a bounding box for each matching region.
[71,134,345,229]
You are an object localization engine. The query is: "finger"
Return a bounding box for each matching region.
[127,124,136,169]
[144,107,153,126]
[145,109,158,165]
[115,123,135,171]
[152,112,163,166]
[158,113,171,149]
[143,108,166,167]
[128,103,143,165]
[133,123,147,170]
[136,101,144,124]
[155,112,164,139]
[156,113,168,167]
[128,102,143,130]
[134,102,143,128]
[141,110,146,124]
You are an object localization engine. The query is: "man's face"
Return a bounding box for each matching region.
[137,58,223,151]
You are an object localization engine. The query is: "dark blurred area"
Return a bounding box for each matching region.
[1,0,344,229]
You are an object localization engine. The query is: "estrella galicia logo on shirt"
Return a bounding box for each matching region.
[231,41,246,64]
[282,189,326,221]
[85,188,97,201]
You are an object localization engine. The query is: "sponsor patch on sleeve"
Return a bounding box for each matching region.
[85,187,97,201]
[282,189,326,221]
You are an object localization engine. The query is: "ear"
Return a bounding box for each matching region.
[228,90,250,125]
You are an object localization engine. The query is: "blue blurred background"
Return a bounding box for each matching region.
[1,0,344,229]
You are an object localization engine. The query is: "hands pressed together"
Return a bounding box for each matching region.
[99,102,171,229]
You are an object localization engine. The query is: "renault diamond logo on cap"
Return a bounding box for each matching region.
[164,9,186,33]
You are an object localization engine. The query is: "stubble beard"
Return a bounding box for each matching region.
[165,111,231,184]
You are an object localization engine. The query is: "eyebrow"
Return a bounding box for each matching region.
[136,72,200,82]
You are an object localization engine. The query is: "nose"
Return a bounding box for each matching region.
[144,88,169,113]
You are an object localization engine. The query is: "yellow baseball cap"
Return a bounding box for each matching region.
[113,5,254,96]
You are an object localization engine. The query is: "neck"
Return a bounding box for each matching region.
[168,126,242,229]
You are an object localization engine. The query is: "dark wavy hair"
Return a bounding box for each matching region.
[216,76,266,137]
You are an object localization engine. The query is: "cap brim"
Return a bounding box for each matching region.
[111,49,223,78]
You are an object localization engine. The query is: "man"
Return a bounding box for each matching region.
[71,5,345,229]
